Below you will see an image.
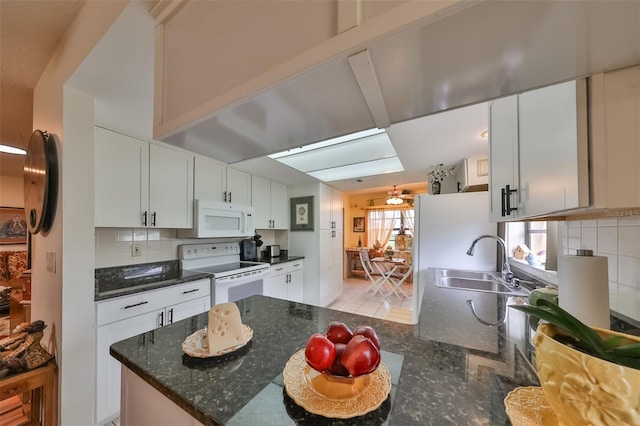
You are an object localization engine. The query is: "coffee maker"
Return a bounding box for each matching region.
[240,232,263,261]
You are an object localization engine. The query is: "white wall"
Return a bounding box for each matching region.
[0,175,24,207]
[32,2,128,424]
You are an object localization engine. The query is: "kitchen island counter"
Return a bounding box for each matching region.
[110,270,538,425]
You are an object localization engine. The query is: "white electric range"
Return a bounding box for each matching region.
[180,242,270,305]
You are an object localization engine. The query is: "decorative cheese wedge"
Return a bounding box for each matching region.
[207,303,246,355]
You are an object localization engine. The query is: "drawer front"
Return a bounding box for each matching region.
[96,279,211,326]
[270,261,302,276]
[97,291,167,326]
[164,279,210,304]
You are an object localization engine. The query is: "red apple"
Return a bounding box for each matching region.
[327,343,349,376]
[304,333,336,372]
[326,321,353,344]
[353,325,381,349]
[341,335,381,376]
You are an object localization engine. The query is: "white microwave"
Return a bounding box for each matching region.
[178,200,255,238]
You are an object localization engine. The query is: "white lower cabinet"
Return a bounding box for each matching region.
[266,260,304,303]
[95,279,210,425]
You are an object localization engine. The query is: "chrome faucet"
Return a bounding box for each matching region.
[466,235,514,284]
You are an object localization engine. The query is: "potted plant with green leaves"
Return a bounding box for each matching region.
[510,299,640,425]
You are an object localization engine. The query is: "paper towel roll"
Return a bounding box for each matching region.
[558,251,610,329]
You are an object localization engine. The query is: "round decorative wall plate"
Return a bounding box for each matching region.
[23,130,58,234]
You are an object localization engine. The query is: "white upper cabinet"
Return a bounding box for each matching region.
[193,155,251,205]
[590,65,640,210]
[456,157,489,193]
[319,184,343,231]
[194,155,226,202]
[149,144,194,228]
[95,126,148,227]
[226,168,251,206]
[488,95,519,222]
[517,80,588,217]
[95,126,193,228]
[488,79,588,221]
[251,175,288,230]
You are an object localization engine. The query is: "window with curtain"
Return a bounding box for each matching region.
[367,208,414,250]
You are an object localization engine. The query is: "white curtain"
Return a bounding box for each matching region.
[402,209,414,235]
[367,209,401,248]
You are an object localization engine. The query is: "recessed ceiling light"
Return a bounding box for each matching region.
[0,144,26,155]
[480,130,489,139]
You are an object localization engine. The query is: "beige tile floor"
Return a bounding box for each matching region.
[327,278,415,324]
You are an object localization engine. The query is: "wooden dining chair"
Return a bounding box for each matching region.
[359,250,386,295]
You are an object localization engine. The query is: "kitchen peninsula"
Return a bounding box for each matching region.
[111,270,540,425]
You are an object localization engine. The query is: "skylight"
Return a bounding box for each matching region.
[268,128,403,182]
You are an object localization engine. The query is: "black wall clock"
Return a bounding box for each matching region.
[23,130,58,234]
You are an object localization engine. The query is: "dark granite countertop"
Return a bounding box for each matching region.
[95,260,212,301]
[110,267,540,425]
[259,255,305,265]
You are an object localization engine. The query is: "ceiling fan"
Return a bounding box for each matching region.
[386,185,413,205]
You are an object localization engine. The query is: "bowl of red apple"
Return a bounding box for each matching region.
[303,321,382,399]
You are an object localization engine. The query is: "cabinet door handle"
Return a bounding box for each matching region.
[228,191,232,203]
[501,187,507,216]
[151,211,157,227]
[505,185,518,215]
[159,311,164,327]
[124,301,148,309]
[275,267,284,272]
[182,288,199,294]
[142,211,148,227]
[223,191,227,202]
[169,308,174,324]
[293,263,300,267]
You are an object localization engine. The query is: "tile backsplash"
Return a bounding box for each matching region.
[95,228,182,268]
[558,217,640,322]
[95,228,284,268]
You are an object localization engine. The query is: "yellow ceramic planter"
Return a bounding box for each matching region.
[534,323,640,426]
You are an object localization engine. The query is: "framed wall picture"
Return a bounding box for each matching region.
[0,207,28,244]
[290,196,314,231]
[353,217,365,233]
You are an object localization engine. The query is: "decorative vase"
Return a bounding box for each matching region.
[534,323,640,425]
[431,181,441,195]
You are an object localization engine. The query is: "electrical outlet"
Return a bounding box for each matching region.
[132,244,142,257]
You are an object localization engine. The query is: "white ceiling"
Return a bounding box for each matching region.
[0,0,85,178]
[231,101,489,194]
[0,0,488,198]
[3,1,640,201]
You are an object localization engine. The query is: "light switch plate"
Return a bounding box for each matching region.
[46,252,56,272]
[132,244,142,257]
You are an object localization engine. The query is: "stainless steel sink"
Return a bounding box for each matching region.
[438,277,513,293]
[434,268,528,295]
[437,269,499,281]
